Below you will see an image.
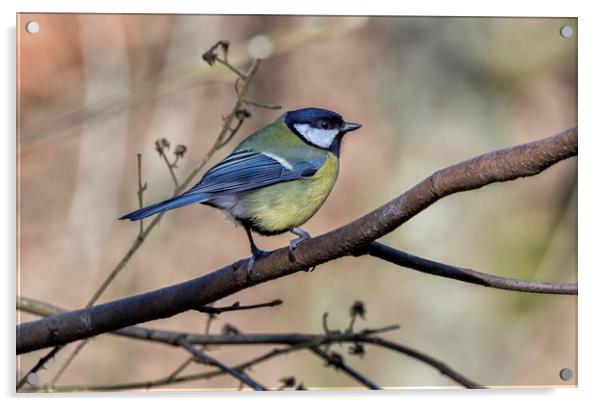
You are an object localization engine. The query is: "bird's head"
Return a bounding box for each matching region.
[283,107,361,155]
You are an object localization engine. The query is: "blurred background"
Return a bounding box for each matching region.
[17,14,577,390]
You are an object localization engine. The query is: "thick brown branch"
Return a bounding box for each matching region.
[18,295,398,347]
[16,126,577,355]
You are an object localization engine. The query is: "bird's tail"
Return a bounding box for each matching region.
[119,193,207,221]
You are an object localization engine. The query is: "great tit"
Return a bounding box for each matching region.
[120,107,361,274]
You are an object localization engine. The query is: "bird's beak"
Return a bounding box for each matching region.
[342,122,362,133]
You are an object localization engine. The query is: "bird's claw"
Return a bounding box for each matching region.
[288,227,312,262]
[247,248,268,279]
[288,236,307,262]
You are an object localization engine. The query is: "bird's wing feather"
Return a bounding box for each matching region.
[183,150,324,196]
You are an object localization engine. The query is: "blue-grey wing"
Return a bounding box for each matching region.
[183,150,324,196]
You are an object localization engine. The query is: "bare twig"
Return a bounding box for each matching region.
[16,346,62,389]
[176,336,266,391]
[202,41,248,80]
[310,347,379,389]
[155,138,179,187]
[366,242,577,294]
[322,312,337,336]
[22,19,368,151]
[30,345,296,392]
[16,126,577,355]
[244,99,282,110]
[234,77,282,110]
[196,299,283,314]
[20,53,266,389]
[164,311,215,384]
[20,296,478,391]
[136,153,146,236]
[346,301,366,333]
[356,336,485,389]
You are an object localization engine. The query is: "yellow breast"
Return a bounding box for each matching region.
[240,152,339,233]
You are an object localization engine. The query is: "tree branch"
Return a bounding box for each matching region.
[176,336,266,391]
[310,347,379,389]
[16,126,577,355]
[18,294,398,347]
[19,297,479,390]
[356,336,485,389]
[366,242,577,294]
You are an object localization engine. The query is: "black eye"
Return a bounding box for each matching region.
[318,120,331,130]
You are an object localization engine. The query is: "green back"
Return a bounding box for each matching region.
[235,115,328,163]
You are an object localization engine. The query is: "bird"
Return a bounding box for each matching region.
[120,107,362,275]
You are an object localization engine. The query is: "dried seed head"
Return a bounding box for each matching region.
[279,376,296,388]
[350,300,366,319]
[235,108,251,120]
[155,138,170,154]
[174,144,187,158]
[348,342,365,358]
[327,351,344,369]
[221,323,240,336]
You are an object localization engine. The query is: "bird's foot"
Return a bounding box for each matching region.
[288,227,311,262]
[247,247,269,279]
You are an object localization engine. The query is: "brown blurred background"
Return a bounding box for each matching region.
[17,14,577,390]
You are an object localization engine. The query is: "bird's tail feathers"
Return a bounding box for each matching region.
[119,193,207,221]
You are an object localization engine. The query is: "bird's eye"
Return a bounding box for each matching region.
[318,120,331,130]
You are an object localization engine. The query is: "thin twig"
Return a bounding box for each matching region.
[346,301,366,333]
[215,57,247,80]
[177,337,266,391]
[163,312,215,383]
[136,153,146,236]
[20,56,265,390]
[16,346,62,390]
[356,336,485,389]
[22,20,368,151]
[31,345,300,392]
[244,99,282,110]
[234,78,282,110]
[310,346,379,389]
[366,242,577,295]
[196,299,283,315]
[19,297,481,390]
[155,139,179,187]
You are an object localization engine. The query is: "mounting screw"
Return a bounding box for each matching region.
[25,21,40,34]
[26,372,39,385]
[559,368,573,381]
[559,25,573,39]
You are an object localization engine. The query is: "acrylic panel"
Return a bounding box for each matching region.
[16,14,577,391]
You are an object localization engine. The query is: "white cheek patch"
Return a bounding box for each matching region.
[294,123,339,149]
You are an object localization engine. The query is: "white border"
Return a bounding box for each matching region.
[3,1,600,405]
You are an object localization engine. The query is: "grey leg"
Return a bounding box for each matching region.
[244,226,268,277]
[288,226,311,262]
